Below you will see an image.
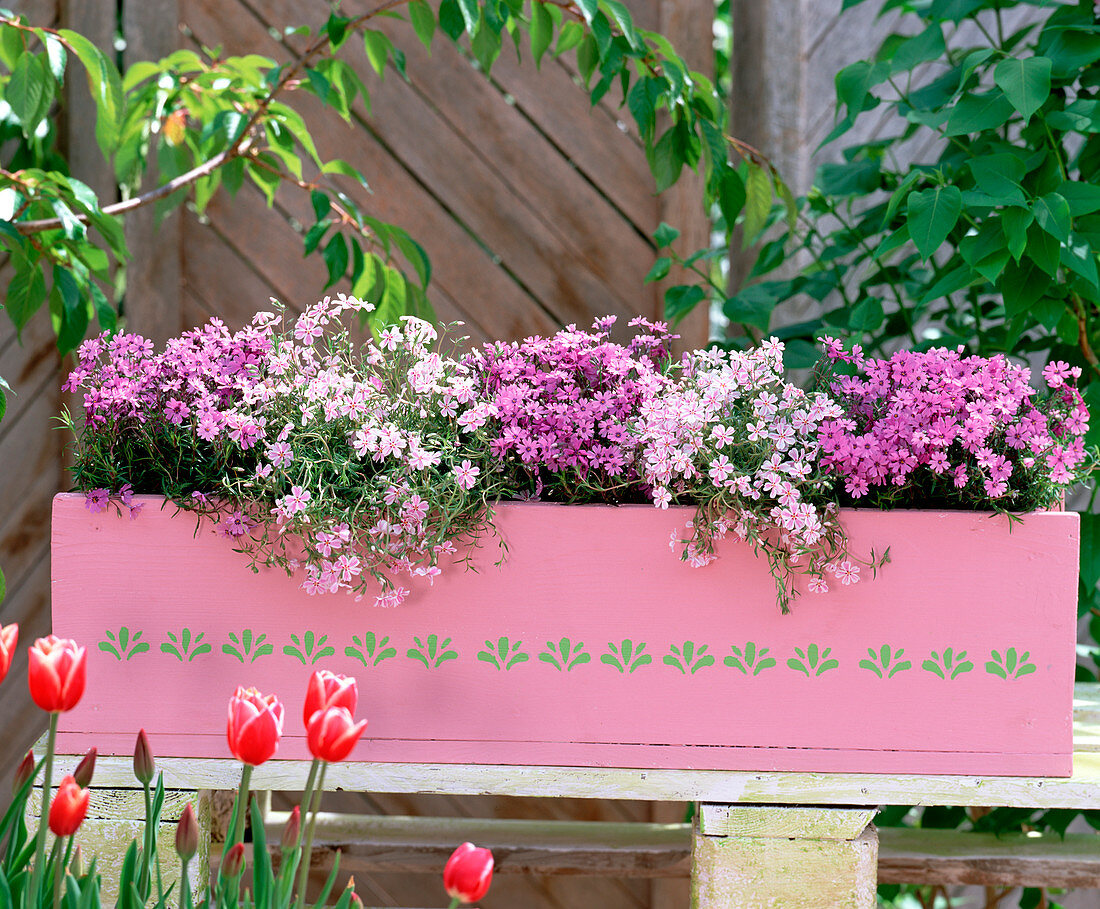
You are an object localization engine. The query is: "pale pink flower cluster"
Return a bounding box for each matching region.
[637,339,847,610]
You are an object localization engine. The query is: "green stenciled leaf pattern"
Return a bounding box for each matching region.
[283,631,336,666]
[160,628,212,663]
[98,627,149,662]
[985,647,1038,680]
[787,643,839,677]
[858,644,912,679]
[539,637,591,671]
[921,647,974,680]
[222,629,274,664]
[600,639,652,674]
[407,634,458,669]
[724,641,776,676]
[345,632,397,667]
[477,636,530,670]
[662,640,715,675]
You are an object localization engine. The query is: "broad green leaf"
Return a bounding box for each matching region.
[53,265,87,353]
[944,90,1014,136]
[530,1,553,67]
[644,257,671,283]
[886,23,945,74]
[601,0,641,50]
[322,233,348,289]
[1034,192,1071,243]
[438,0,466,40]
[664,284,704,322]
[1001,206,1033,261]
[882,170,921,227]
[1081,513,1100,600]
[59,28,125,155]
[993,56,1051,123]
[999,257,1050,317]
[717,170,746,230]
[5,258,46,334]
[1059,182,1100,217]
[409,0,436,50]
[363,30,393,78]
[724,283,778,330]
[649,127,683,194]
[7,53,51,137]
[455,0,480,35]
[653,222,680,248]
[1026,222,1061,276]
[742,164,772,245]
[968,153,1026,201]
[906,185,962,259]
[848,296,884,332]
[817,158,879,196]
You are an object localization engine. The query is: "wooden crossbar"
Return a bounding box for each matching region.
[261,812,1100,889]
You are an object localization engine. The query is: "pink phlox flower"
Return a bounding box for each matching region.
[280,485,312,516]
[834,561,860,585]
[85,488,109,513]
[453,460,480,490]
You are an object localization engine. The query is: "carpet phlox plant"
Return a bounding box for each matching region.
[465,315,673,503]
[63,298,1094,612]
[637,338,880,613]
[815,340,1094,512]
[65,295,518,608]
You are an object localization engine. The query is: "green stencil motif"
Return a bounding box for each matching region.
[986,647,1037,680]
[539,638,591,671]
[284,631,336,665]
[99,627,149,662]
[600,639,652,674]
[345,632,398,667]
[160,628,212,662]
[922,647,974,679]
[663,641,715,675]
[222,629,274,664]
[407,634,458,669]
[787,644,839,677]
[858,645,911,679]
[477,637,530,670]
[724,642,776,676]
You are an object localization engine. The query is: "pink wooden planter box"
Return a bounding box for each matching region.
[51,493,1079,775]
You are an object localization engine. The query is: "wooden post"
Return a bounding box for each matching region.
[29,786,209,904]
[691,804,878,908]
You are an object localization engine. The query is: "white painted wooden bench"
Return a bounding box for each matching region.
[43,683,1100,907]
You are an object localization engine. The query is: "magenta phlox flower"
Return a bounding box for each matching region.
[84,488,109,513]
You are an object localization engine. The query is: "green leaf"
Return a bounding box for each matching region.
[993,56,1051,123]
[455,0,480,36]
[999,257,1050,317]
[6,258,46,335]
[887,23,945,74]
[53,265,86,353]
[944,90,1014,136]
[664,284,705,322]
[1034,192,1072,244]
[408,0,436,50]
[848,296,884,332]
[601,0,641,50]
[8,53,51,138]
[907,185,962,259]
[1002,206,1033,261]
[742,164,772,245]
[322,233,348,289]
[968,153,1026,201]
[59,29,125,155]
[530,1,553,67]
[724,283,777,330]
[653,222,680,248]
[1059,182,1100,217]
[644,256,671,283]
[363,30,393,78]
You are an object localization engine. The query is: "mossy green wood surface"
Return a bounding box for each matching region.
[27,787,209,903]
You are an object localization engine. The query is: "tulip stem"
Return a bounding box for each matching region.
[52,836,66,909]
[293,761,326,909]
[284,759,319,890]
[448,899,461,909]
[31,712,59,901]
[179,857,192,909]
[230,764,253,849]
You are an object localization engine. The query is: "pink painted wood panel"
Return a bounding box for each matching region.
[51,495,1079,775]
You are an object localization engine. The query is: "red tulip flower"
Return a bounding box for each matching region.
[226,687,284,766]
[306,706,368,763]
[443,842,494,903]
[48,775,90,837]
[28,636,86,712]
[0,623,17,685]
[302,669,357,727]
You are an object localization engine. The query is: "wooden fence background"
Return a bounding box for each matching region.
[0,0,997,905]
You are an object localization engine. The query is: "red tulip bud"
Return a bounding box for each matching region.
[221,841,245,878]
[347,879,363,909]
[280,805,301,851]
[73,748,96,788]
[27,636,86,713]
[226,687,284,766]
[13,749,34,793]
[0,623,18,686]
[443,842,494,903]
[176,803,199,863]
[48,775,90,837]
[134,729,155,784]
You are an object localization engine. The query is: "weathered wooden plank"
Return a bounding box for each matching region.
[346,4,657,316]
[181,0,556,342]
[698,804,876,839]
[248,3,637,328]
[59,748,1100,808]
[121,0,183,344]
